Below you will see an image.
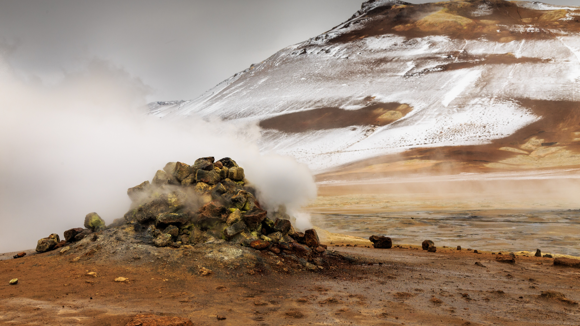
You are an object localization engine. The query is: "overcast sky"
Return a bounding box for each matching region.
[0,0,577,101]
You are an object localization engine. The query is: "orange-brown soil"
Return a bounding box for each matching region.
[2,243,580,325]
[259,102,412,133]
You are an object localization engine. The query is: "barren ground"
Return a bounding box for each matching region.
[2,240,580,325]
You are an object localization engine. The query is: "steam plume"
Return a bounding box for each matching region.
[0,54,316,253]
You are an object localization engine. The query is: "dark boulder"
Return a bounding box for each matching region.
[304,229,320,248]
[279,242,293,251]
[174,162,192,181]
[36,233,60,253]
[535,249,542,257]
[261,217,276,234]
[64,227,84,242]
[228,167,245,181]
[274,219,292,234]
[198,201,228,222]
[291,231,306,244]
[73,229,92,241]
[422,240,434,250]
[230,191,248,210]
[217,157,238,169]
[224,221,247,239]
[157,212,190,225]
[369,235,392,249]
[13,252,26,259]
[292,242,312,256]
[192,158,214,171]
[496,254,516,264]
[196,169,221,185]
[243,207,268,230]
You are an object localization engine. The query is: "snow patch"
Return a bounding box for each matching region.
[442,70,482,107]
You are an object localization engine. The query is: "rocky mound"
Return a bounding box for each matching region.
[32,157,336,273]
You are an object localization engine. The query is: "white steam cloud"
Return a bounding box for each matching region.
[0,53,317,253]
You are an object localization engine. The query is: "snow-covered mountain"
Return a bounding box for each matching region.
[151,0,580,177]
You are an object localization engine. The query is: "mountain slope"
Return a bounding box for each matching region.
[151,0,580,177]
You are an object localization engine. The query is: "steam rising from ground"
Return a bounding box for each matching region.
[0,54,316,252]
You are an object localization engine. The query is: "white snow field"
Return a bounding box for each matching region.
[151,1,580,172]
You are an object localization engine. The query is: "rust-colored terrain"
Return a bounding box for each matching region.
[3,242,580,325]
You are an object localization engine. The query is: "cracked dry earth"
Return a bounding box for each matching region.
[1,245,580,325]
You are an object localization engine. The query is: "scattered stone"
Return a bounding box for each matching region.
[115,277,129,282]
[125,314,194,326]
[475,262,486,268]
[422,240,434,250]
[36,233,60,253]
[540,291,578,305]
[13,252,26,259]
[269,246,281,254]
[474,250,479,254]
[9,278,18,285]
[199,267,212,276]
[535,249,542,257]
[554,257,580,268]
[250,240,270,250]
[457,246,461,250]
[496,255,515,264]
[430,297,443,304]
[369,235,392,249]
[86,272,97,277]
[84,212,106,231]
[285,310,305,319]
[544,254,553,258]
[315,246,326,253]
[216,315,226,321]
[427,246,437,253]
[304,229,320,248]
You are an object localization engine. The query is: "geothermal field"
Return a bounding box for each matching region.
[4,0,580,325]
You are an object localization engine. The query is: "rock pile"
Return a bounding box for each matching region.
[34,156,329,270]
[123,157,308,249]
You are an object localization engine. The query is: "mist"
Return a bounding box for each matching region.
[0,53,317,253]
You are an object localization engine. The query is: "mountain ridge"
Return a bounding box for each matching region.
[150,0,580,178]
